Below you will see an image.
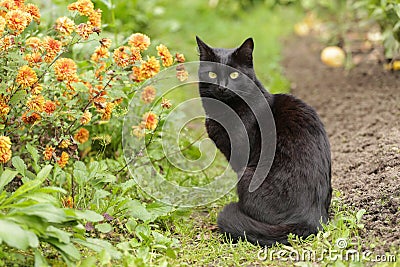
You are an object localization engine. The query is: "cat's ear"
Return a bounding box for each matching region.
[233,38,254,66]
[196,36,214,60]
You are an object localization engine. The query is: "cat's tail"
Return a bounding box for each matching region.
[217,202,315,247]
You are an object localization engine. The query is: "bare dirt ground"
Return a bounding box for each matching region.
[282,37,400,253]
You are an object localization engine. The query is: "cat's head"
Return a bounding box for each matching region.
[196,37,257,100]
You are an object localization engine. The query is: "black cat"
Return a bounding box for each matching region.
[196,36,332,246]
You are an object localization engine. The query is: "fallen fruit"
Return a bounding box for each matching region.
[294,22,310,37]
[320,46,346,67]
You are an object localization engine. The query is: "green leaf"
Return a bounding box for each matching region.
[126,199,152,221]
[95,223,112,233]
[46,226,71,243]
[0,169,18,191]
[355,209,366,223]
[11,203,66,223]
[0,218,39,250]
[3,179,42,206]
[47,238,81,262]
[78,256,97,267]
[37,165,53,181]
[12,156,26,176]
[73,238,121,259]
[26,143,39,164]
[73,161,88,186]
[9,89,27,105]
[74,209,103,222]
[34,249,49,267]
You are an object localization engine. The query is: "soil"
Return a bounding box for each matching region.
[282,37,400,253]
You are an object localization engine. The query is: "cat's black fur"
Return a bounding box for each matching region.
[196,36,332,246]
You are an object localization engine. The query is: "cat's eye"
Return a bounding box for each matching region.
[230,72,239,79]
[208,71,217,79]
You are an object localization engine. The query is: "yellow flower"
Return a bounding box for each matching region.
[24,52,42,67]
[0,36,14,51]
[57,151,69,168]
[132,124,145,138]
[59,139,70,148]
[74,128,89,144]
[0,17,6,37]
[175,53,185,63]
[5,9,30,35]
[26,37,42,51]
[16,65,37,88]
[0,1,16,17]
[141,86,156,104]
[130,66,143,83]
[156,44,173,67]
[54,58,78,82]
[88,9,101,27]
[142,111,158,130]
[31,83,42,95]
[21,111,41,124]
[0,95,10,117]
[43,146,55,161]
[80,110,92,125]
[26,94,45,112]
[43,37,62,63]
[62,196,74,208]
[24,3,40,24]
[55,16,75,35]
[44,100,56,115]
[176,69,189,82]
[0,136,12,163]
[140,56,160,79]
[161,97,172,109]
[68,0,94,16]
[113,46,133,68]
[101,102,114,121]
[99,38,111,48]
[13,0,24,8]
[91,46,109,62]
[76,23,93,40]
[128,33,150,51]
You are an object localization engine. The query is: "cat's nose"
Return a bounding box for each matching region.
[217,86,227,93]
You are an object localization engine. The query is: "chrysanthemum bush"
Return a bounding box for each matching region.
[0,0,186,265]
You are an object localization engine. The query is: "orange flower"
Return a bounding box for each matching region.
[24,3,40,24]
[24,52,42,67]
[88,9,101,27]
[161,97,172,109]
[0,102,10,117]
[99,38,111,49]
[140,56,160,79]
[128,33,150,51]
[80,110,92,125]
[43,37,62,63]
[26,94,45,112]
[0,17,6,36]
[175,53,185,63]
[113,46,133,68]
[16,65,37,88]
[130,66,143,83]
[26,37,42,51]
[176,69,189,82]
[13,0,24,8]
[76,23,93,40]
[101,102,114,120]
[157,44,173,67]
[142,111,158,130]
[5,9,30,35]
[91,46,109,62]
[57,151,69,168]
[0,0,16,17]
[62,196,74,208]
[44,100,56,115]
[55,16,75,35]
[21,111,41,124]
[68,0,94,16]
[141,86,156,103]
[59,139,70,148]
[43,146,55,161]
[54,58,78,82]
[74,128,89,144]
[0,136,12,163]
